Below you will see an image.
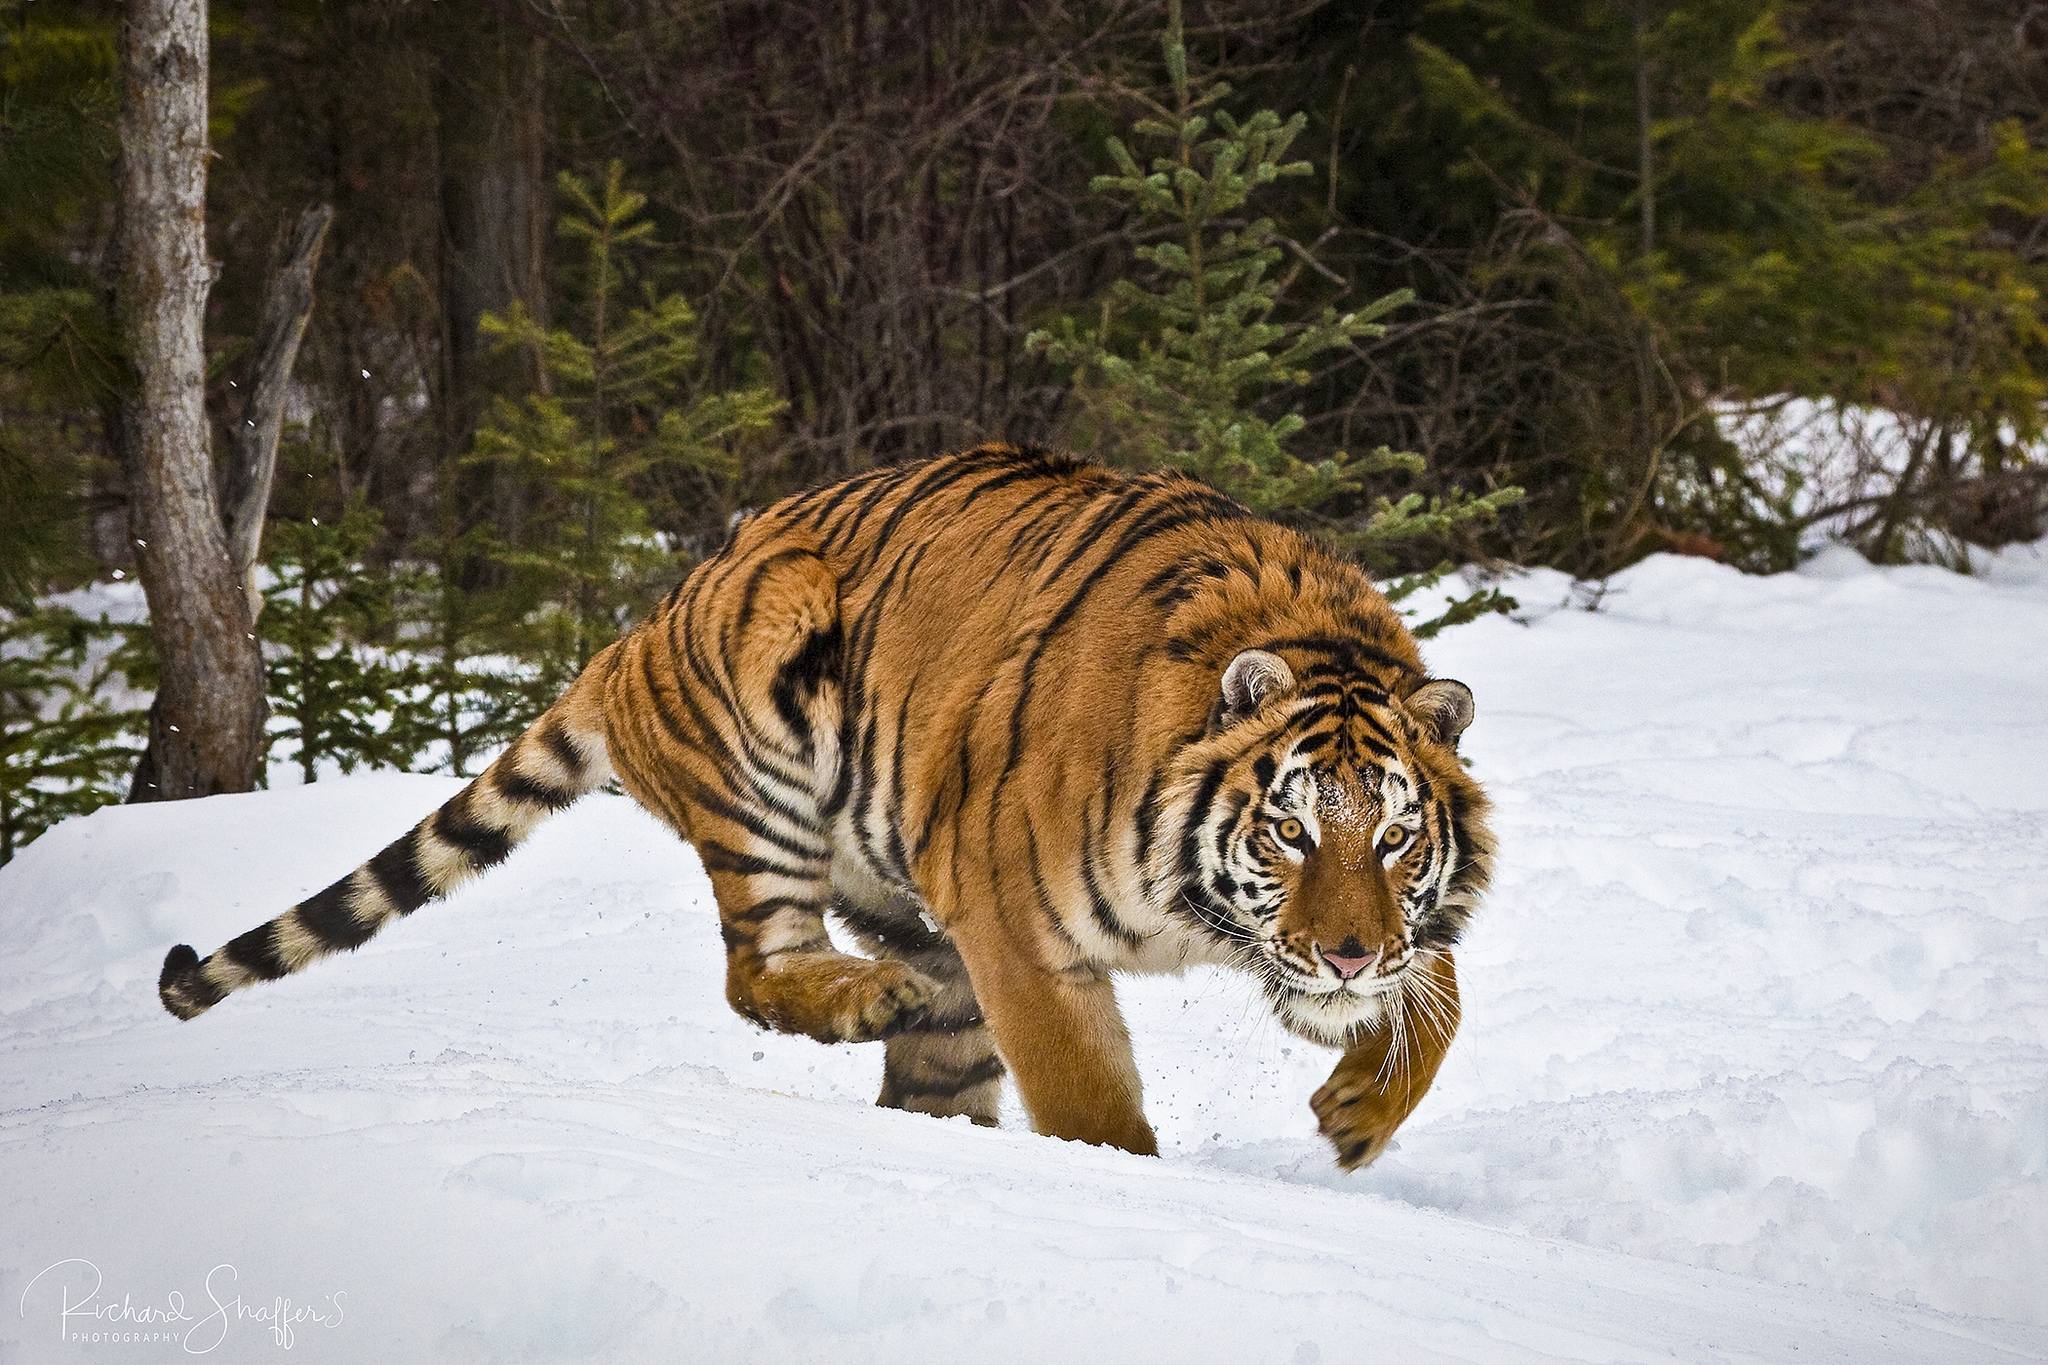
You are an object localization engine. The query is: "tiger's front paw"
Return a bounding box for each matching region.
[1310,957,1460,1169]
[1311,1059,1409,1171]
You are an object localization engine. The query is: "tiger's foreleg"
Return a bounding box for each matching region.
[1310,950,1461,1170]
[836,897,1004,1126]
[948,913,1157,1155]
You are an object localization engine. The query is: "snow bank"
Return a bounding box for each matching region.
[3,542,2044,1361]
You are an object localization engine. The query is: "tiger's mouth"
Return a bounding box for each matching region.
[1267,966,1394,1043]
[1261,944,1407,999]
[1278,964,1402,997]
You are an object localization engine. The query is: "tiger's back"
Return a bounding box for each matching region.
[163,445,1492,1167]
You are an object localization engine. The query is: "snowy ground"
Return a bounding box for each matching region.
[3,543,2045,1363]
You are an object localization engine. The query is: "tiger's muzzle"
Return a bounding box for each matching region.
[1271,821,1408,991]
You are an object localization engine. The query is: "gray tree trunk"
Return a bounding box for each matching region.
[436,20,550,542]
[222,202,335,619]
[113,0,267,802]
[439,34,550,404]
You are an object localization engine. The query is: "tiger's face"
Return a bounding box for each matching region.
[1165,649,1483,1046]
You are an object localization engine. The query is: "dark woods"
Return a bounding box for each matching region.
[1,0,2044,852]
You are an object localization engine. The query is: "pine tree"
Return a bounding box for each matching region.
[259,505,421,783]
[1400,0,2048,569]
[0,606,149,863]
[381,523,557,780]
[1028,0,1519,586]
[470,162,785,675]
[0,7,122,605]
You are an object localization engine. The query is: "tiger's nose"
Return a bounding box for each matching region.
[1321,939,1378,980]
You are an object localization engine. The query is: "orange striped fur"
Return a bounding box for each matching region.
[160,446,1493,1167]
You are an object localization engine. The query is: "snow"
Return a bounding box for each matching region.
[1712,397,2048,561]
[5,542,2047,1362]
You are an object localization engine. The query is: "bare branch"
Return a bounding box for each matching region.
[223,202,334,619]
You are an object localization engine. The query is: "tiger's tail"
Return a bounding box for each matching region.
[158,653,617,1020]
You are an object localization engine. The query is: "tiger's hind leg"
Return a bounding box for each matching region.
[837,896,1004,1126]
[707,864,936,1044]
[618,530,935,1046]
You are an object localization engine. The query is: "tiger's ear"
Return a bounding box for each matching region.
[1217,649,1295,728]
[1405,678,1475,750]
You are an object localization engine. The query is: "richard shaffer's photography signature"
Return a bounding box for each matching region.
[19,1260,345,1352]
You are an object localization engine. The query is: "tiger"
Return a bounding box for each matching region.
[159,444,1493,1169]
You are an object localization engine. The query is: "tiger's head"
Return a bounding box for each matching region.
[1160,647,1493,1046]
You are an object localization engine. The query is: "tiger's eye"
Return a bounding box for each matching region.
[1276,818,1304,844]
[1379,825,1409,853]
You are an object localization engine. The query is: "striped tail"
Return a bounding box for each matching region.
[159,678,615,1021]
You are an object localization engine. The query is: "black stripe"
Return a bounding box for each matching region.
[368,828,438,912]
[294,879,379,950]
[954,461,1065,520]
[912,668,1005,863]
[833,899,944,955]
[820,459,921,555]
[724,804,832,862]
[537,721,586,784]
[785,467,869,528]
[1133,767,1168,885]
[1177,756,1233,883]
[770,622,843,740]
[1256,634,1416,680]
[1037,481,1155,586]
[663,602,817,802]
[848,686,886,851]
[634,695,835,855]
[1213,788,1251,860]
[886,1052,1006,1101]
[638,731,829,860]
[221,922,291,981]
[993,483,1090,575]
[821,714,856,821]
[724,894,822,925]
[881,686,916,881]
[800,463,891,531]
[1024,820,1081,951]
[884,532,942,612]
[997,496,1239,798]
[495,769,578,812]
[675,562,819,791]
[1078,809,1143,948]
[851,455,1025,577]
[697,840,816,879]
[432,802,514,869]
[999,492,1092,577]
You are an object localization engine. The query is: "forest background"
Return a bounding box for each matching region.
[2,0,2044,860]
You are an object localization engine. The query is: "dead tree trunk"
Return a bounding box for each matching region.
[113,0,267,802]
[222,202,335,619]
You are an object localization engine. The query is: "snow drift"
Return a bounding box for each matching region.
[3,542,2044,1362]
